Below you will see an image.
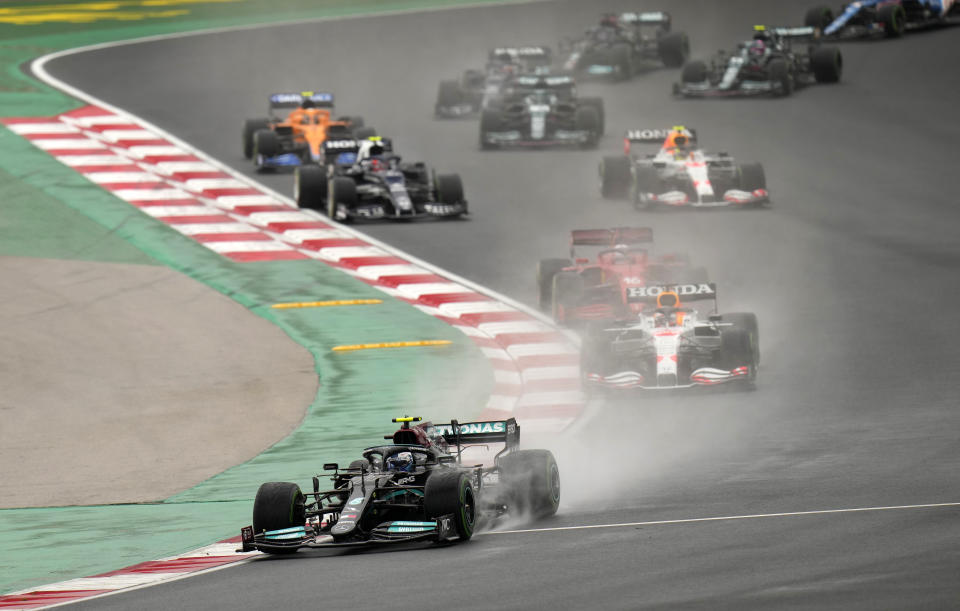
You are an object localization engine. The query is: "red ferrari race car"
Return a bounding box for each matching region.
[536,227,707,325]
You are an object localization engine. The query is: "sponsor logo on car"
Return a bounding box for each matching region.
[627,283,715,298]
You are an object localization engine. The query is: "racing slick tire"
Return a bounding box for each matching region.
[599,155,632,199]
[658,31,690,68]
[878,4,906,37]
[436,173,464,204]
[479,110,503,150]
[329,176,358,220]
[804,5,835,30]
[768,59,794,97]
[498,449,561,519]
[551,271,584,323]
[579,96,605,135]
[435,79,463,114]
[424,470,476,541]
[681,60,708,83]
[252,482,306,554]
[612,43,634,81]
[536,258,572,311]
[738,163,767,192]
[631,165,662,211]
[294,164,327,210]
[810,46,842,83]
[252,128,280,159]
[242,118,269,159]
[574,106,601,148]
[353,126,377,140]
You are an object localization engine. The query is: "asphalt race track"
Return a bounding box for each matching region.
[43,0,960,608]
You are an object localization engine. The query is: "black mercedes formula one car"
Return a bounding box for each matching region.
[435,46,554,117]
[294,137,467,221]
[804,1,960,39]
[674,26,842,98]
[240,417,561,554]
[560,11,689,80]
[479,74,604,149]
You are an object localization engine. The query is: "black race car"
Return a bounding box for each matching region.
[479,74,604,149]
[804,1,960,39]
[435,46,553,117]
[560,11,689,80]
[294,137,467,221]
[240,417,561,553]
[674,26,842,98]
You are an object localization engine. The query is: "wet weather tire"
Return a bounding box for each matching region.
[768,59,793,97]
[575,106,601,148]
[242,118,269,159]
[252,129,280,159]
[252,482,305,554]
[600,156,632,199]
[551,271,584,323]
[537,258,572,311]
[658,31,690,68]
[425,470,476,541]
[738,163,766,191]
[681,60,707,83]
[811,47,842,83]
[436,173,464,205]
[498,450,561,519]
[294,164,327,210]
[804,5,834,29]
[878,4,906,37]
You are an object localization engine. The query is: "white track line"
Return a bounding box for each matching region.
[482,501,960,535]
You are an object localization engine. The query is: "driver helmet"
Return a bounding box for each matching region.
[749,39,767,58]
[364,157,386,172]
[664,127,694,158]
[386,451,414,472]
[600,13,619,28]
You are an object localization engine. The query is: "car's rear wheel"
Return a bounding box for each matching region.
[804,5,834,29]
[436,79,463,114]
[242,118,269,159]
[599,156,632,199]
[536,258,572,311]
[878,4,906,37]
[424,470,476,541]
[551,271,584,323]
[574,106,601,148]
[252,129,280,159]
[252,482,305,554]
[498,450,561,519]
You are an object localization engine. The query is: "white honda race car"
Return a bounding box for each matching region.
[580,283,759,391]
[598,126,770,210]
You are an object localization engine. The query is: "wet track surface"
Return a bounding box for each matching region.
[46,1,960,608]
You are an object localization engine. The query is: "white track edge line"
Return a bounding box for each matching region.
[482,501,960,535]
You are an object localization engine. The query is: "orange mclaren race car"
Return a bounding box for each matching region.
[241,91,375,170]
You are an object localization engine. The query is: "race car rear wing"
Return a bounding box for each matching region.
[322,137,394,157]
[433,419,520,452]
[619,11,671,26]
[269,91,335,110]
[626,282,718,305]
[570,227,653,257]
[489,46,551,61]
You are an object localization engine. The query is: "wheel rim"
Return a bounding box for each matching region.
[548,463,561,504]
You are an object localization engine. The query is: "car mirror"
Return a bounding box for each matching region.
[323,463,339,471]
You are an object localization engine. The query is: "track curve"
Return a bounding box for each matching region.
[44,1,960,608]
